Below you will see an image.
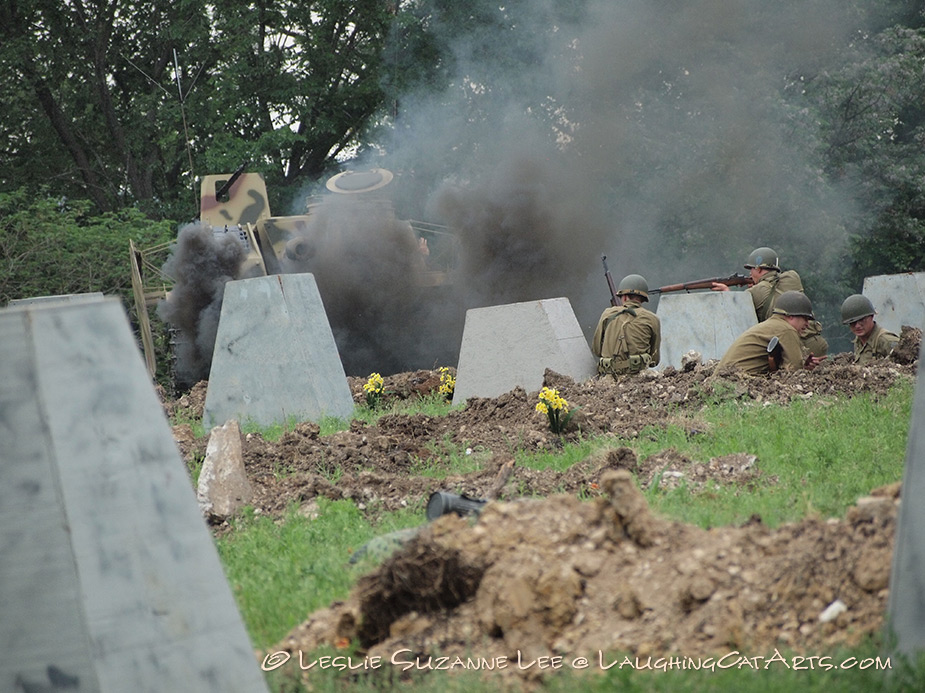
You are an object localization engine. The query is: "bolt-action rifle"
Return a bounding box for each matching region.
[602,255,622,307]
[650,272,753,295]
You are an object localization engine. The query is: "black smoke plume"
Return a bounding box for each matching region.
[157,223,245,387]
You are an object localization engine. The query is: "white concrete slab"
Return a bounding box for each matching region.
[0,298,268,693]
[451,297,596,405]
[203,273,354,428]
[888,335,925,657]
[655,291,758,369]
[863,272,925,334]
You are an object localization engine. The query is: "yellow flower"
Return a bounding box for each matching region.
[438,367,455,396]
[363,372,384,394]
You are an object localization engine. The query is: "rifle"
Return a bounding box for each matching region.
[602,255,622,307]
[650,272,753,295]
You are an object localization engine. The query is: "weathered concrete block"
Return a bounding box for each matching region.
[203,274,355,428]
[655,292,758,369]
[7,291,105,307]
[0,297,269,693]
[863,272,925,335]
[452,297,596,405]
[887,335,925,658]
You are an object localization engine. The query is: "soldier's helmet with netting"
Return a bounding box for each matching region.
[840,294,875,325]
[772,291,814,318]
[617,274,649,302]
[744,247,780,271]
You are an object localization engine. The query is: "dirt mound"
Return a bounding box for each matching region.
[273,474,900,685]
[169,353,915,524]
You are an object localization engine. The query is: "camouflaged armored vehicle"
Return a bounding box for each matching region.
[197,166,456,284]
[130,167,458,380]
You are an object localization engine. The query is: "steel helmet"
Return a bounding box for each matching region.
[617,274,649,301]
[840,294,875,324]
[772,291,814,318]
[744,247,780,271]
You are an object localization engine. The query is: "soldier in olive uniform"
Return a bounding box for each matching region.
[592,274,661,377]
[840,294,899,364]
[716,291,823,375]
[712,246,827,357]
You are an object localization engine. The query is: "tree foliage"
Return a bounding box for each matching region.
[0,189,174,305]
[0,0,438,219]
[802,25,925,285]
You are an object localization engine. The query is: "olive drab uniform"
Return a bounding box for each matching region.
[749,269,804,321]
[591,300,661,376]
[853,324,900,365]
[748,269,827,357]
[716,315,804,375]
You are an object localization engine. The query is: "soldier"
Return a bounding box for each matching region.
[712,246,827,357]
[716,291,824,375]
[591,274,661,377]
[840,294,899,364]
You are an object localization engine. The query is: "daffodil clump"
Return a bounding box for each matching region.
[363,372,385,408]
[535,386,575,435]
[438,367,456,399]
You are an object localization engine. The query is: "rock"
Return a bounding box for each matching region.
[818,599,847,623]
[197,419,253,521]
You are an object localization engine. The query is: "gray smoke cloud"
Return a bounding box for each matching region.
[161,0,872,380]
[381,0,861,336]
[157,223,245,387]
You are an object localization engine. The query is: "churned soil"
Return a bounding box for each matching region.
[163,327,920,687]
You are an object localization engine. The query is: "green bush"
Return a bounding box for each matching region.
[0,188,175,306]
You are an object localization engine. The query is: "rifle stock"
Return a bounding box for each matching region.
[650,272,753,295]
[602,255,621,306]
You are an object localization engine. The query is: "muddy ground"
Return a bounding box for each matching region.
[165,328,920,686]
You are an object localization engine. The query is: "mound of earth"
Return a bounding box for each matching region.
[166,341,918,524]
[160,330,919,684]
[273,473,899,685]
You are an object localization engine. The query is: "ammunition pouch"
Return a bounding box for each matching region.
[598,353,651,376]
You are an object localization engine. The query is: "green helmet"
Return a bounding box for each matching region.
[772,290,814,318]
[617,274,649,301]
[840,294,875,324]
[744,247,780,271]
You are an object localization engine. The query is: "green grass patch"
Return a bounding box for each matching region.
[633,384,912,528]
[217,499,421,648]
[410,435,490,478]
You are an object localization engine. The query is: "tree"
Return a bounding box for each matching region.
[0,0,435,218]
[803,25,925,285]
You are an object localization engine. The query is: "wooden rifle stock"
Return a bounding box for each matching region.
[602,255,621,307]
[651,272,753,295]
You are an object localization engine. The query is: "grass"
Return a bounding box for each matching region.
[637,383,912,528]
[217,499,422,647]
[410,436,490,478]
[209,381,920,692]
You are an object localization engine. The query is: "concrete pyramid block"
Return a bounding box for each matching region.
[451,297,596,405]
[203,274,354,429]
[655,292,757,369]
[7,291,105,307]
[0,298,268,692]
[863,272,925,335]
[888,335,925,657]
